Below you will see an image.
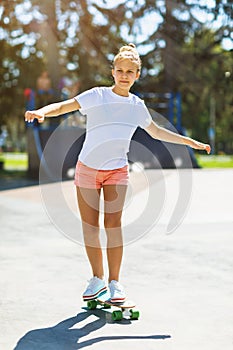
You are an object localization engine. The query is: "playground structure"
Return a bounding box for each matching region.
[138,92,182,132]
[25,89,199,180]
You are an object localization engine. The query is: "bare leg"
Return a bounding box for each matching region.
[103,185,127,283]
[76,187,104,279]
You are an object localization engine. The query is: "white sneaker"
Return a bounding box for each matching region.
[109,280,126,303]
[83,277,107,301]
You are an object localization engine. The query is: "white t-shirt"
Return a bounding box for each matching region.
[74,87,152,170]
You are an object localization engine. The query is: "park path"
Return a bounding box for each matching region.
[0,169,233,350]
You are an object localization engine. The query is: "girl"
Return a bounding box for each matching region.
[25,43,211,303]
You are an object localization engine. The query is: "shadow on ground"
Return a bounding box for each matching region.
[0,170,38,191]
[14,309,171,349]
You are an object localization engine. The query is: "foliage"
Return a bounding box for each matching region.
[177,30,233,150]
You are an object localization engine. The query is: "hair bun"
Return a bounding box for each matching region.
[128,43,136,49]
[119,43,137,53]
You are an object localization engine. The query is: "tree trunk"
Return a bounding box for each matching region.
[164,0,176,92]
[37,1,61,99]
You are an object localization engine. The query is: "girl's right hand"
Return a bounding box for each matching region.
[25,110,45,123]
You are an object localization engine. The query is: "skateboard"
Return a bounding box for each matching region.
[86,294,140,321]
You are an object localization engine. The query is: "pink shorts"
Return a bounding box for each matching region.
[74,161,129,189]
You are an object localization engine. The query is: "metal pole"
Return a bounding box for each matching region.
[209,95,216,154]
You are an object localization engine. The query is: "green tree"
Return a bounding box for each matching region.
[178,29,232,152]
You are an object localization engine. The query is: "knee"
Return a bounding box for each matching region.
[82,222,100,247]
[82,221,99,235]
[104,214,121,229]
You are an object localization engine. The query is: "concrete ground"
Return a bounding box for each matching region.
[0,169,233,350]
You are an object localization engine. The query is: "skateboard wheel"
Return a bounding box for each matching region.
[112,310,123,321]
[103,303,111,309]
[130,310,140,320]
[87,300,97,310]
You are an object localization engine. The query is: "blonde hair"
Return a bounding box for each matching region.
[113,43,141,72]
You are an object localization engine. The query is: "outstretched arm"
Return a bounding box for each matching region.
[145,121,211,154]
[25,98,81,123]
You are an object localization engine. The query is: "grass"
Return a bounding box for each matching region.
[196,155,233,168]
[0,152,28,171]
[0,152,232,172]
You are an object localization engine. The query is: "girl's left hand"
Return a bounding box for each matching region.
[204,144,211,154]
[192,141,211,154]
